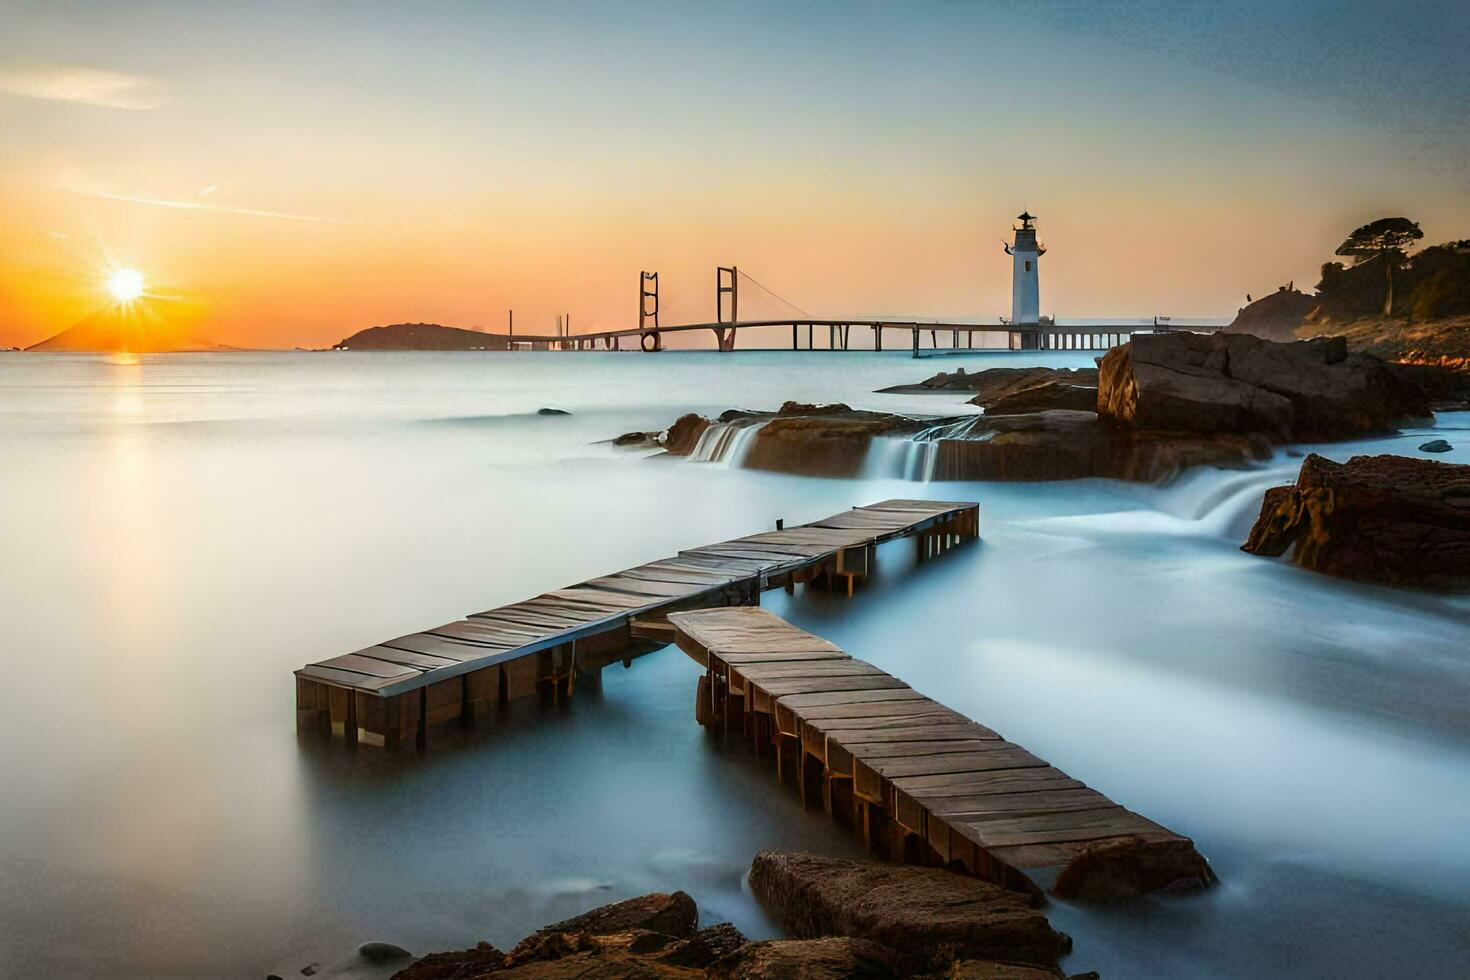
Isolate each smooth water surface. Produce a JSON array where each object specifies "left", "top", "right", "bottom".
[{"left": 1, "top": 350, "right": 1467, "bottom": 977}]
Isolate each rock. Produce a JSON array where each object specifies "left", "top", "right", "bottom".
[
  {"left": 1050, "top": 836, "right": 1217, "bottom": 902},
  {"left": 538, "top": 408, "right": 571, "bottom": 416},
  {"left": 949, "top": 962, "right": 1068, "bottom": 979},
  {"left": 976, "top": 382, "right": 1098, "bottom": 416},
  {"left": 1097, "top": 332, "right": 1429, "bottom": 441},
  {"left": 878, "top": 367, "right": 1097, "bottom": 398},
  {"left": 359, "top": 941, "right": 414, "bottom": 963},
  {"left": 508, "top": 892, "right": 699, "bottom": 962},
  {"left": 1420, "top": 439, "right": 1453, "bottom": 453},
  {"left": 662, "top": 415, "right": 712, "bottom": 455},
  {"left": 743, "top": 416, "right": 896, "bottom": 477},
  {"left": 391, "top": 941, "right": 504, "bottom": 979},
  {"left": 1241, "top": 453, "right": 1470, "bottom": 588},
  {"left": 747, "top": 852, "right": 1068, "bottom": 973},
  {"left": 1386, "top": 363, "right": 1470, "bottom": 412},
  {"left": 928, "top": 411, "right": 1271, "bottom": 483},
  {"left": 657, "top": 924, "right": 749, "bottom": 968},
  {"left": 614, "top": 431, "right": 659, "bottom": 448},
  {"left": 1222, "top": 288, "right": 1315, "bottom": 342},
  {"left": 706, "top": 937, "right": 894, "bottom": 979}
]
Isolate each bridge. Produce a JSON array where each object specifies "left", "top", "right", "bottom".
[{"left": 494, "top": 267, "right": 1215, "bottom": 355}]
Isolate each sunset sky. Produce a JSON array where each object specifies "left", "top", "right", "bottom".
[{"left": 1, "top": 0, "right": 1467, "bottom": 349}]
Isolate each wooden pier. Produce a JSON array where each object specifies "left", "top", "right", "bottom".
[
  {"left": 294, "top": 499, "right": 978, "bottom": 750},
  {"left": 668, "top": 606, "right": 1211, "bottom": 897}
]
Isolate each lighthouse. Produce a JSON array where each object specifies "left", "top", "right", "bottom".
[{"left": 1004, "top": 211, "right": 1045, "bottom": 324}]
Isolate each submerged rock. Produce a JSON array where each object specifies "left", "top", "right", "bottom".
[
  {"left": 1051, "top": 837, "right": 1217, "bottom": 902},
  {"left": 537, "top": 407, "right": 571, "bottom": 416},
  {"left": 1241, "top": 453, "right": 1470, "bottom": 589},
  {"left": 747, "top": 852, "right": 1068, "bottom": 973},
  {"left": 1097, "top": 332, "right": 1428, "bottom": 441},
  {"left": 1420, "top": 439, "right": 1453, "bottom": 453}
]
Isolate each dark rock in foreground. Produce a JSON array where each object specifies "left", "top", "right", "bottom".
[
  {"left": 1241, "top": 453, "right": 1470, "bottom": 589},
  {"left": 391, "top": 856, "right": 1093, "bottom": 979},
  {"left": 1420, "top": 439, "right": 1453, "bottom": 453},
  {"left": 1051, "top": 837, "right": 1217, "bottom": 902},
  {"left": 663, "top": 414, "right": 712, "bottom": 455},
  {"left": 507, "top": 891, "right": 699, "bottom": 962},
  {"left": 706, "top": 937, "right": 894, "bottom": 978},
  {"left": 1097, "top": 332, "right": 1428, "bottom": 441},
  {"left": 747, "top": 852, "right": 1069, "bottom": 974}
]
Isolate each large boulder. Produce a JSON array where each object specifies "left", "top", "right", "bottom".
[
  {"left": 746, "top": 852, "right": 1068, "bottom": 974},
  {"left": 1241, "top": 453, "right": 1470, "bottom": 588},
  {"left": 1098, "top": 332, "right": 1429, "bottom": 441}
]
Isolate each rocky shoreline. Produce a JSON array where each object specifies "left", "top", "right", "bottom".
[
  {"left": 619, "top": 333, "right": 1466, "bottom": 484},
  {"left": 279, "top": 851, "right": 1113, "bottom": 978}
]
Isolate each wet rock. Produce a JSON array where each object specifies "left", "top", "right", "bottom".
[
  {"left": 657, "top": 923, "right": 749, "bottom": 968},
  {"left": 1420, "top": 439, "right": 1453, "bottom": 453},
  {"left": 1098, "top": 332, "right": 1428, "bottom": 441},
  {"left": 744, "top": 416, "right": 896, "bottom": 477},
  {"left": 1051, "top": 837, "right": 1217, "bottom": 902},
  {"left": 615, "top": 431, "right": 659, "bottom": 448},
  {"left": 878, "top": 366, "right": 1097, "bottom": 398},
  {"left": 390, "top": 941, "right": 504, "bottom": 979},
  {"left": 977, "top": 382, "right": 1098, "bottom": 416},
  {"left": 537, "top": 408, "right": 571, "bottom": 416},
  {"left": 747, "top": 852, "right": 1068, "bottom": 973},
  {"left": 359, "top": 941, "right": 414, "bottom": 963},
  {"left": 508, "top": 891, "right": 699, "bottom": 962},
  {"left": 706, "top": 937, "right": 894, "bottom": 979},
  {"left": 1241, "top": 453, "right": 1470, "bottom": 588},
  {"left": 949, "top": 961, "right": 1068, "bottom": 979},
  {"left": 928, "top": 411, "right": 1271, "bottom": 483},
  {"left": 662, "top": 415, "right": 712, "bottom": 455}
]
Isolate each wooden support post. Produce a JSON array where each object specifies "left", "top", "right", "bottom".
[{"left": 416, "top": 688, "right": 428, "bottom": 753}]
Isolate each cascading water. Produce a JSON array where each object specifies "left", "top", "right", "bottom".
[{"left": 686, "top": 418, "right": 765, "bottom": 466}]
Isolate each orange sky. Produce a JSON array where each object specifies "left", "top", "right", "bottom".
[{"left": 2, "top": 2, "right": 1467, "bottom": 350}]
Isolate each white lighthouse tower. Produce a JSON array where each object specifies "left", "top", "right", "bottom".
[{"left": 1004, "top": 211, "right": 1045, "bottom": 324}]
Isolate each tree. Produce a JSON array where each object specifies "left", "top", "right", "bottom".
[{"left": 1334, "top": 217, "right": 1424, "bottom": 316}]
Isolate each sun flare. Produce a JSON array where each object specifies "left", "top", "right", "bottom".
[{"left": 107, "top": 267, "right": 145, "bottom": 302}]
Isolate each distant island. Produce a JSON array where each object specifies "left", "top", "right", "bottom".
[
  {"left": 25, "top": 303, "right": 232, "bottom": 353},
  {"left": 333, "top": 322, "right": 509, "bottom": 351}
]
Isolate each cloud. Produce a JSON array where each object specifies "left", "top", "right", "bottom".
[
  {"left": 74, "top": 188, "right": 332, "bottom": 222},
  {"left": 0, "top": 66, "right": 160, "bottom": 110}
]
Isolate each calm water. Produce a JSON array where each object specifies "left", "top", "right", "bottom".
[{"left": 0, "top": 351, "right": 1467, "bottom": 978}]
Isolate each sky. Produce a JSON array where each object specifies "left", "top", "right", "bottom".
[{"left": 1, "top": 0, "right": 1467, "bottom": 349}]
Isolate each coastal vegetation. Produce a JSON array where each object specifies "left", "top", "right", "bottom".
[{"left": 1227, "top": 217, "right": 1470, "bottom": 364}]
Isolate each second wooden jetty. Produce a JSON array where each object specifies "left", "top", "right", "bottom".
[
  {"left": 294, "top": 499, "right": 978, "bottom": 750},
  {"left": 667, "top": 606, "right": 1215, "bottom": 899}
]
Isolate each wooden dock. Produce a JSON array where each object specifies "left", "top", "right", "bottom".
[
  {"left": 668, "top": 606, "right": 1211, "bottom": 897},
  {"left": 294, "top": 499, "right": 978, "bottom": 750}
]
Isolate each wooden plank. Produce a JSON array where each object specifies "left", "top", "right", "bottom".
[{"left": 317, "top": 653, "right": 423, "bottom": 679}]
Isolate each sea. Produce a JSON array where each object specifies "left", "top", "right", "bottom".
[{"left": 0, "top": 349, "right": 1467, "bottom": 977}]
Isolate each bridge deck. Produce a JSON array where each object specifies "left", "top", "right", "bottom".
[
  {"left": 294, "top": 499, "right": 978, "bottom": 748},
  {"left": 668, "top": 606, "right": 1199, "bottom": 893}
]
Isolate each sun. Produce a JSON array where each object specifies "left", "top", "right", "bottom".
[{"left": 107, "top": 268, "right": 146, "bottom": 302}]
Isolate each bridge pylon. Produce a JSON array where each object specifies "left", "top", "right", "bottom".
[
  {"left": 715, "top": 266, "right": 738, "bottom": 351},
  {"left": 639, "top": 271, "right": 662, "bottom": 352}
]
